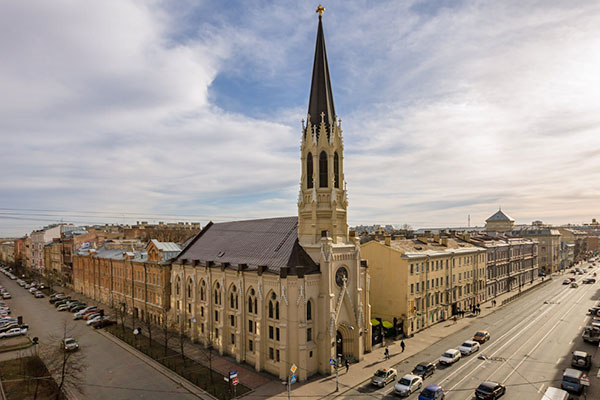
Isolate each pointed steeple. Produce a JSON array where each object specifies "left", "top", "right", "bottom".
[{"left": 307, "top": 11, "right": 336, "bottom": 131}]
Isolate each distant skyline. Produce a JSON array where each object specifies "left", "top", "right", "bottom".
[{"left": 1, "top": 1, "right": 600, "bottom": 237}]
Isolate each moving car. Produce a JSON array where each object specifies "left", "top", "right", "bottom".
[
  {"left": 439, "top": 349, "right": 461, "bottom": 365},
  {"left": 418, "top": 384, "right": 445, "bottom": 400},
  {"left": 562, "top": 279, "right": 571, "bottom": 285},
  {"left": 458, "top": 340, "right": 480, "bottom": 355},
  {"left": 570, "top": 282, "right": 579, "bottom": 288},
  {"left": 63, "top": 337, "right": 79, "bottom": 352},
  {"left": 394, "top": 374, "right": 423, "bottom": 397},
  {"left": 475, "top": 381, "right": 505, "bottom": 399},
  {"left": 412, "top": 362, "right": 436, "bottom": 379},
  {"left": 571, "top": 351, "right": 592, "bottom": 370},
  {"left": 473, "top": 331, "right": 490, "bottom": 343},
  {"left": 371, "top": 368, "right": 397, "bottom": 387},
  {"left": 541, "top": 387, "right": 569, "bottom": 400},
  {"left": 582, "top": 278, "right": 596, "bottom": 284}
]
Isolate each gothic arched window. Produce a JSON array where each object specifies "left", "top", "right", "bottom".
[
  {"left": 319, "top": 151, "right": 328, "bottom": 188},
  {"left": 175, "top": 276, "right": 181, "bottom": 296},
  {"left": 334, "top": 152, "right": 339, "bottom": 188},
  {"left": 307, "top": 300, "right": 312, "bottom": 321},
  {"left": 200, "top": 280, "right": 206, "bottom": 301},
  {"left": 307, "top": 153, "right": 313, "bottom": 189}
]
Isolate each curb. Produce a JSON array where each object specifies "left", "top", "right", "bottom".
[{"left": 96, "top": 329, "right": 217, "bottom": 400}]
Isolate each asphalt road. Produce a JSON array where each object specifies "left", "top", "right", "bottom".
[
  {"left": 338, "top": 262, "right": 600, "bottom": 400},
  {"left": 0, "top": 274, "right": 199, "bottom": 400}
]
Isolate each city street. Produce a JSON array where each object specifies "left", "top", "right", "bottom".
[
  {"left": 0, "top": 275, "right": 200, "bottom": 400},
  {"left": 336, "top": 263, "right": 600, "bottom": 399}
]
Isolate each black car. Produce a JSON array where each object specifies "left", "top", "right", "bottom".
[
  {"left": 68, "top": 302, "right": 86, "bottom": 311},
  {"left": 412, "top": 362, "right": 436, "bottom": 379},
  {"left": 92, "top": 319, "right": 115, "bottom": 329},
  {"left": 475, "top": 381, "right": 506, "bottom": 399}
]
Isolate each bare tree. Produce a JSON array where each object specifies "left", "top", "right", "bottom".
[
  {"left": 41, "top": 320, "right": 87, "bottom": 399},
  {"left": 160, "top": 308, "right": 178, "bottom": 357}
]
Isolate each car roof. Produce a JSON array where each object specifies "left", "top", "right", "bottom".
[
  {"left": 424, "top": 384, "right": 442, "bottom": 390},
  {"left": 401, "top": 374, "right": 420, "bottom": 380},
  {"left": 462, "top": 340, "right": 476, "bottom": 344},
  {"left": 416, "top": 362, "right": 434, "bottom": 367},
  {"left": 573, "top": 351, "right": 588, "bottom": 357},
  {"left": 563, "top": 368, "right": 583, "bottom": 378},
  {"left": 479, "top": 381, "right": 500, "bottom": 389},
  {"left": 445, "top": 349, "right": 459, "bottom": 353},
  {"left": 475, "top": 330, "right": 488, "bottom": 334}
]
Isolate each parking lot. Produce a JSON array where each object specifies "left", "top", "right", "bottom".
[{"left": 0, "top": 269, "right": 201, "bottom": 400}]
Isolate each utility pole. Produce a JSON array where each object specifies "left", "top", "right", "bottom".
[{"left": 335, "top": 356, "right": 340, "bottom": 392}]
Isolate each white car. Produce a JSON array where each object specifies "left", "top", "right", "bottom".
[
  {"left": 440, "top": 349, "right": 461, "bottom": 365},
  {"left": 394, "top": 373, "right": 423, "bottom": 396},
  {"left": 458, "top": 340, "right": 480, "bottom": 355},
  {"left": 87, "top": 315, "right": 106, "bottom": 326},
  {"left": 63, "top": 337, "right": 79, "bottom": 351},
  {"left": 0, "top": 327, "right": 27, "bottom": 338},
  {"left": 2, "top": 293, "right": 11, "bottom": 299}
]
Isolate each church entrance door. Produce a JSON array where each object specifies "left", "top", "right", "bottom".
[{"left": 336, "top": 330, "right": 343, "bottom": 359}]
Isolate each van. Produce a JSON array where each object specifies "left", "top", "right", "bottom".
[
  {"left": 560, "top": 368, "right": 589, "bottom": 394},
  {"left": 541, "top": 387, "right": 569, "bottom": 400}
]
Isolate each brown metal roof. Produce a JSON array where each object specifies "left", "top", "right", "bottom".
[{"left": 175, "top": 217, "right": 319, "bottom": 276}]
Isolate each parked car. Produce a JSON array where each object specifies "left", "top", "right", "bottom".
[
  {"left": 83, "top": 311, "right": 103, "bottom": 320},
  {"left": 371, "top": 368, "right": 397, "bottom": 387},
  {"left": 418, "top": 384, "right": 446, "bottom": 400},
  {"left": 439, "top": 349, "right": 461, "bottom": 365},
  {"left": 0, "top": 327, "right": 27, "bottom": 338},
  {"left": 63, "top": 337, "right": 79, "bottom": 352},
  {"left": 571, "top": 351, "right": 592, "bottom": 370},
  {"left": 561, "top": 368, "right": 588, "bottom": 394},
  {"left": 87, "top": 315, "right": 106, "bottom": 325},
  {"left": 2, "top": 293, "right": 11, "bottom": 299},
  {"left": 458, "top": 340, "right": 480, "bottom": 355},
  {"left": 74, "top": 307, "right": 97, "bottom": 320},
  {"left": 394, "top": 374, "right": 423, "bottom": 397},
  {"left": 34, "top": 291, "right": 44, "bottom": 298},
  {"left": 92, "top": 319, "right": 115, "bottom": 329},
  {"left": 28, "top": 287, "right": 37, "bottom": 294},
  {"left": 475, "top": 381, "right": 506, "bottom": 399},
  {"left": 473, "top": 331, "right": 490, "bottom": 343},
  {"left": 57, "top": 304, "right": 70, "bottom": 312},
  {"left": 68, "top": 302, "right": 86, "bottom": 311},
  {"left": 541, "top": 387, "right": 569, "bottom": 400},
  {"left": 71, "top": 305, "right": 86, "bottom": 313},
  {"left": 412, "top": 362, "right": 436, "bottom": 379}
]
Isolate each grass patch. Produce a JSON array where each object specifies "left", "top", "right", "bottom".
[
  {"left": 106, "top": 325, "right": 250, "bottom": 399},
  {"left": 0, "top": 355, "right": 61, "bottom": 400}
]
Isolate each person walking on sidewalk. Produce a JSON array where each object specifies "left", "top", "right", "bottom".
[
  {"left": 384, "top": 346, "right": 390, "bottom": 360},
  {"left": 400, "top": 340, "right": 405, "bottom": 353},
  {"left": 345, "top": 359, "right": 350, "bottom": 373}
]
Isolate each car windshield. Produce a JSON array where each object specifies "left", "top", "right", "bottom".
[
  {"left": 477, "top": 385, "right": 493, "bottom": 393},
  {"left": 398, "top": 378, "right": 411, "bottom": 386},
  {"left": 420, "top": 389, "right": 436, "bottom": 398},
  {"left": 442, "top": 353, "right": 453, "bottom": 358},
  {"left": 414, "top": 365, "right": 425, "bottom": 372},
  {"left": 475, "top": 332, "right": 485, "bottom": 337},
  {"left": 563, "top": 376, "right": 579, "bottom": 384},
  {"left": 65, "top": 339, "right": 75, "bottom": 344},
  {"left": 462, "top": 342, "right": 472, "bottom": 347},
  {"left": 374, "top": 370, "right": 386, "bottom": 377}
]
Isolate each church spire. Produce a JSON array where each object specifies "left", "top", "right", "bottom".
[{"left": 307, "top": 7, "right": 336, "bottom": 131}]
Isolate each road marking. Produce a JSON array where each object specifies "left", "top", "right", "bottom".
[
  {"left": 451, "top": 282, "right": 596, "bottom": 400},
  {"left": 538, "top": 384, "right": 545, "bottom": 393},
  {"left": 441, "top": 284, "right": 575, "bottom": 389},
  {"left": 556, "top": 357, "right": 562, "bottom": 365}
]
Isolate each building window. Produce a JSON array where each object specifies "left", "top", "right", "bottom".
[
  {"left": 334, "top": 152, "right": 339, "bottom": 188},
  {"left": 249, "top": 320, "right": 253, "bottom": 333},
  {"left": 319, "top": 151, "right": 328, "bottom": 188},
  {"left": 249, "top": 340, "right": 253, "bottom": 352},
  {"left": 276, "top": 349, "right": 280, "bottom": 362},
  {"left": 276, "top": 302, "right": 279, "bottom": 320},
  {"left": 269, "top": 301, "right": 274, "bottom": 318},
  {"left": 230, "top": 315, "right": 235, "bottom": 327},
  {"left": 200, "top": 280, "right": 206, "bottom": 301},
  {"left": 269, "top": 347, "right": 274, "bottom": 360},
  {"left": 248, "top": 296, "right": 253, "bottom": 313},
  {"left": 269, "top": 326, "right": 274, "bottom": 339},
  {"left": 276, "top": 327, "right": 280, "bottom": 341},
  {"left": 215, "top": 328, "right": 219, "bottom": 338},
  {"left": 215, "top": 310, "right": 219, "bottom": 322},
  {"left": 231, "top": 334, "right": 235, "bottom": 345},
  {"left": 307, "top": 152, "right": 313, "bottom": 189},
  {"left": 188, "top": 303, "right": 192, "bottom": 313},
  {"left": 410, "top": 284, "right": 414, "bottom": 294},
  {"left": 307, "top": 327, "right": 312, "bottom": 342},
  {"left": 201, "top": 323, "right": 204, "bottom": 333},
  {"left": 307, "top": 300, "right": 312, "bottom": 321},
  {"left": 200, "top": 306, "right": 204, "bottom": 317}
]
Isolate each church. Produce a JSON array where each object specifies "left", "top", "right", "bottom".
[{"left": 170, "top": 9, "right": 372, "bottom": 381}]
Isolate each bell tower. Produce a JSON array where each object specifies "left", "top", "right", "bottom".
[{"left": 298, "top": 8, "right": 349, "bottom": 259}]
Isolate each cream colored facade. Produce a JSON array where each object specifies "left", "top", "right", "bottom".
[
  {"left": 362, "top": 234, "right": 485, "bottom": 336},
  {"left": 515, "top": 227, "right": 560, "bottom": 274},
  {"left": 170, "top": 12, "right": 371, "bottom": 382}
]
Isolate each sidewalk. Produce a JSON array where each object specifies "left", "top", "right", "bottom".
[
  {"left": 56, "top": 285, "right": 274, "bottom": 392},
  {"left": 248, "top": 277, "right": 552, "bottom": 399}
]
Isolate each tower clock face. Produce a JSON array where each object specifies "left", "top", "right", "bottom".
[{"left": 335, "top": 266, "right": 349, "bottom": 287}]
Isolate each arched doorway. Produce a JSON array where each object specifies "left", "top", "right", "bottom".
[{"left": 336, "top": 331, "right": 343, "bottom": 359}]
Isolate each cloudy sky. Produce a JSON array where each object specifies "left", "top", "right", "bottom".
[{"left": 1, "top": 0, "right": 600, "bottom": 237}]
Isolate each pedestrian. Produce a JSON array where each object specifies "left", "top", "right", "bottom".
[
  {"left": 384, "top": 346, "right": 390, "bottom": 360},
  {"left": 345, "top": 359, "right": 350, "bottom": 373},
  {"left": 400, "top": 340, "right": 405, "bottom": 353}
]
